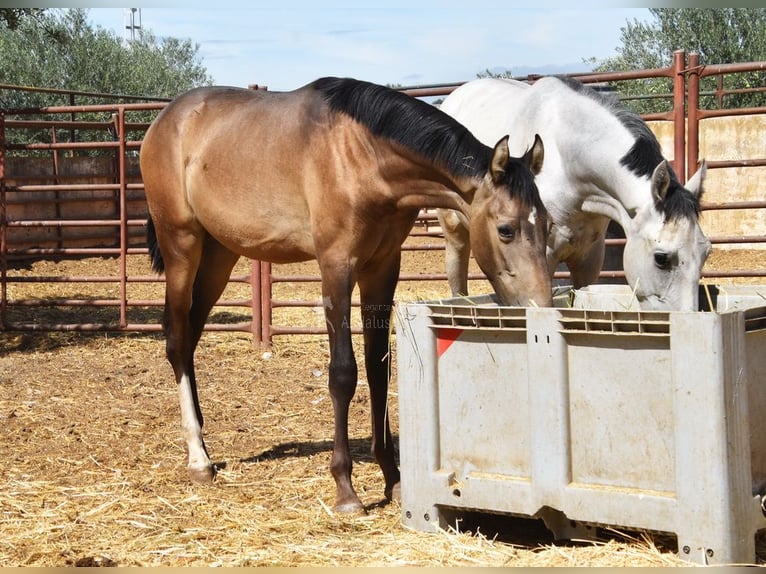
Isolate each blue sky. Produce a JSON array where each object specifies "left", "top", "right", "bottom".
[{"left": 86, "top": 3, "right": 651, "bottom": 91}]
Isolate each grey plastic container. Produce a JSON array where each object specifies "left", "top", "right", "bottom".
[{"left": 395, "top": 284, "right": 766, "bottom": 565}]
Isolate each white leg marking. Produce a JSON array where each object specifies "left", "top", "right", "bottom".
[{"left": 178, "top": 373, "right": 209, "bottom": 471}]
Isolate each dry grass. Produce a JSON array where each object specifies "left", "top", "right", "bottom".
[
  {"left": 1, "top": 244, "right": 765, "bottom": 566},
  {"left": 0, "top": 332, "right": 702, "bottom": 567}
]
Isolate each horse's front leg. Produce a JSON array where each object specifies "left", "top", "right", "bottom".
[
  {"left": 321, "top": 268, "right": 364, "bottom": 513},
  {"left": 359, "top": 255, "right": 402, "bottom": 503},
  {"left": 566, "top": 219, "right": 611, "bottom": 288},
  {"left": 566, "top": 241, "right": 606, "bottom": 288}
]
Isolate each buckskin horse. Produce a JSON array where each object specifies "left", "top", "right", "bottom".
[
  {"left": 140, "top": 76, "right": 551, "bottom": 513},
  {"left": 437, "top": 76, "right": 711, "bottom": 311}
]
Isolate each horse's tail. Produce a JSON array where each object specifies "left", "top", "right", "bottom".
[{"left": 146, "top": 215, "right": 165, "bottom": 274}]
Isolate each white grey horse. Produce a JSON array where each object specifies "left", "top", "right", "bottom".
[{"left": 437, "top": 76, "right": 711, "bottom": 311}]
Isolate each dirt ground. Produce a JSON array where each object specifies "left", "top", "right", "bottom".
[{"left": 1, "top": 243, "right": 765, "bottom": 566}]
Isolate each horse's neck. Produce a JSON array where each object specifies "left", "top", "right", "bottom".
[
  {"left": 518, "top": 82, "right": 654, "bottom": 228},
  {"left": 382, "top": 146, "right": 479, "bottom": 216},
  {"left": 565, "top": 153, "right": 650, "bottom": 229},
  {"left": 393, "top": 172, "right": 476, "bottom": 217},
  {"left": 539, "top": 126, "right": 652, "bottom": 232}
]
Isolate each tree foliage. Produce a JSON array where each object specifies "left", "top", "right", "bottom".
[
  {"left": 592, "top": 8, "right": 766, "bottom": 113},
  {"left": 0, "top": 8, "right": 213, "bottom": 153},
  {"left": 0, "top": 8, "right": 212, "bottom": 108},
  {"left": 0, "top": 8, "right": 44, "bottom": 31}
]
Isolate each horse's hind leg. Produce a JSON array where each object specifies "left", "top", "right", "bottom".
[
  {"left": 159, "top": 229, "right": 239, "bottom": 485},
  {"left": 189, "top": 235, "right": 241, "bottom": 346},
  {"left": 156, "top": 227, "right": 214, "bottom": 483},
  {"left": 180, "top": 235, "right": 240, "bottom": 483}
]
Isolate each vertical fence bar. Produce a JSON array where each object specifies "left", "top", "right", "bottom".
[
  {"left": 0, "top": 112, "right": 6, "bottom": 329},
  {"left": 51, "top": 126, "right": 63, "bottom": 250},
  {"left": 250, "top": 259, "right": 263, "bottom": 347},
  {"left": 118, "top": 107, "right": 128, "bottom": 328},
  {"left": 672, "top": 49, "right": 687, "bottom": 183},
  {"left": 69, "top": 92, "right": 76, "bottom": 144},
  {"left": 686, "top": 52, "right": 701, "bottom": 178},
  {"left": 111, "top": 113, "right": 121, "bottom": 248},
  {"left": 260, "top": 260, "right": 272, "bottom": 346}
]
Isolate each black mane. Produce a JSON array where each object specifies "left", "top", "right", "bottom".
[
  {"left": 310, "top": 77, "right": 544, "bottom": 211},
  {"left": 555, "top": 76, "right": 700, "bottom": 220},
  {"left": 312, "top": 76, "right": 488, "bottom": 178}
]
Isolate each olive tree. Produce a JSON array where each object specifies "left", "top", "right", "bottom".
[
  {"left": 0, "top": 8, "right": 212, "bottom": 108},
  {"left": 590, "top": 8, "right": 766, "bottom": 113}
]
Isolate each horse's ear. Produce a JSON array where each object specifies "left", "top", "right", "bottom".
[
  {"left": 651, "top": 160, "right": 671, "bottom": 203},
  {"left": 524, "top": 134, "right": 544, "bottom": 175},
  {"left": 490, "top": 135, "right": 510, "bottom": 184},
  {"left": 685, "top": 160, "right": 707, "bottom": 200}
]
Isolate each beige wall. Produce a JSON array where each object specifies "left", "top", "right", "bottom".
[{"left": 649, "top": 114, "right": 766, "bottom": 248}]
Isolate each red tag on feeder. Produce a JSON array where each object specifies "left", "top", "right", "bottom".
[{"left": 436, "top": 327, "right": 462, "bottom": 357}]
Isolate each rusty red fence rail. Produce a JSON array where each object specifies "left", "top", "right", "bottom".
[{"left": 2, "top": 50, "right": 766, "bottom": 344}]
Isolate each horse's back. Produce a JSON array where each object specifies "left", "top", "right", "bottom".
[
  {"left": 140, "top": 85, "right": 326, "bottom": 262},
  {"left": 140, "top": 82, "right": 419, "bottom": 264},
  {"left": 142, "top": 87, "right": 270, "bottom": 180},
  {"left": 440, "top": 79, "right": 531, "bottom": 149},
  {"left": 440, "top": 76, "right": 612, "bottom": 155},
  {"left": 142, "top": 86, "right": 312, "bottom": 158}
]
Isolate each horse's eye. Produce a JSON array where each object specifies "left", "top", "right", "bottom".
[
  {"left": 654, "top": 251, "right": 671, "bottom": 270},
  {"left": 497, "top": 224, "right": 516, "bottom": 242}
]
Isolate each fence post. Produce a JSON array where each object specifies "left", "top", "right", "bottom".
[
  {"left": 672, "top": 49, "right": 687, "bottom": 183},
  {"left": 250, "top": 259, "right": 263, "bottom": 347},
  {"left": 260, "top": 261, "right": 272, "bottom": 347},
  {"left": 0, "top": 112, "right": 6, "bottom": 329},
  {"left": 686, "top": 52, "right": 701, "bottom": 179},
  {"left": 118, "top": 107, "right": 128, "bottom": 328},
  {"left": 51, "top": 124, "right": 63, "bottom": 250},
  {"left": 250, "top": 259, "right": 273, "bottom": 348}
]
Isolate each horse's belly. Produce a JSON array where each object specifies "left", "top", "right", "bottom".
[
  {"left": 214, "top": 219, "right": 316, "bottom": 263},
  {"left": 190, "top": 194, "right": 315, "bottom": 263},
  {"left": 183, "top": 154, "right": 317, "bottom": 262}
]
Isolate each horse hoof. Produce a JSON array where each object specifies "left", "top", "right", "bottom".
[
  {"left": 189, "top": 465, "right": 216, "bottom": 484},
  {"left": 333, "top": 499, "right": 367, "bottom": 515},
  {"left": 387, "top": 481, "right": 401, "bottom": 503}
]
